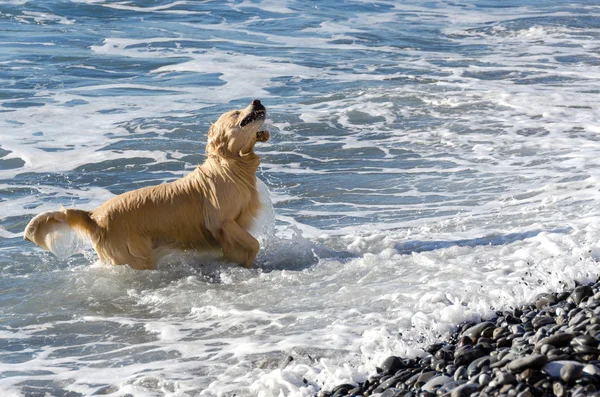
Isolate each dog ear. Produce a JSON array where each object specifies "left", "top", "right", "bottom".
[
  {"left": 206, "top": 124, "right": 216, "bottom": 154},
  {"left": 206, "top": 124, "right": 226, "bottom": 156}
]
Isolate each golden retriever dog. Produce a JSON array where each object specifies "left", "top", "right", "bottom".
[{"left": 24, "top": 99, "right": 270, "bottom": 270}]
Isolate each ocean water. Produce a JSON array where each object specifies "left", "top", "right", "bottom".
[{"left": 1, "top": 0, "right": 600, "bottom": 395}]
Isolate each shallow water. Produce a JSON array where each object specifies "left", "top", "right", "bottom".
[{"left": 1, "top": 1, "right": 600, "bottom": 396}]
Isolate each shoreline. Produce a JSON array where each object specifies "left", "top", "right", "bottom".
[{"left": 319, "top": 279, "right": 600, "bottom": 397}]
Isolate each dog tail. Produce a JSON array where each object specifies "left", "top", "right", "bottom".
[{"left": 24, "top": 209, "right": 101, "bottom": 258}]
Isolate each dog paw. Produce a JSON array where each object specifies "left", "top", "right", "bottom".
[{"left": 256, "top": 130, "right": 270, "bottom": 142}]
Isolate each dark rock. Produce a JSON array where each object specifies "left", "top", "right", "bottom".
[
  {"left": 466, "top": 355, "right": 490, "bottom": 377},
  {"left": 421, "top": 375, "right": 451, "bottom": 393},
  {"left": 381, "top": 356, "right": 405, "bottom": 375},
  {"left": 507, "top": 354, "right": 548, "bottom": 372},
  {"left": 573, "top": 344, "right": 600, "bottom": 354},
  {"left": 535, "top": 332, "right": 574, "bottom": 348},
  {"left": 569, "top": 311, "right": 589, "bottom": 327},
  {"left": 405, "top": 372, "right": 421, "bottom": 387},
  {"left": 425, "top": 343, "right": 445, "bottom": 355},
  {"left": 560, "top": 362, "right": 584, "bottom": 383},
  {"left": 331, "top": 383, "right": 355, "bottom": 396},
  {"left": 571, "top": 334, "right": 597, "bottom": 347},
  {"left": 450, "top": 383, "right": 479, "bottom": 397},
  {"left": 532, "top": 315, "right": 555, "bottom": 329},
  {"left": 497, "top": 372, "right": 517, "bottom": 385},
  {"left": 413, "top": 371, "right": 436, "bottom": 388},
  {"left": 435, "top": 345, "right": 454, "bottom": 361},
  {"left": 572, "top": 285, "right": 594, "bottom": 305},
  {"left": 463, "top": 322, "right": 495, "bottom": 341},
  {"left": 453, "top": 365, "right": 467, "bottom": 381},
  {"left": 346, "top": 387, "right": 362, "bottom": 395},
  {"left": 454, "top": 346, "right": 486, "bottom": 367},
  {"left": 516, "top": 390, "right": 533, "bottom": 397},
  {"left": 493, "top": 327, "right": 508, "bottom": 339},
  {"left": 380, "top": 388, "right": 405, "bottom": 397},
  {"left": 535, "top": 293, "right": 557, "bottom": 309},
  {"left": 457, "top": 335, "right": 472, "bottom": 347},
  {"left": 379, "top": 374, "right": 404, "bottom": 390}
]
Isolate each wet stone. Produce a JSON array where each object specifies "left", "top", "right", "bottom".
[
  {"left": 569, "top": 312, "right": 589, "bottom": 327},
  {"left": 331, "top": 383, "right": 355, "bottom": 396},
  {"left": 379, "top": 374, "right": 405, "bottom": 390},
  {"left": 467, "top": 355, "right": 490, "bottom": 377},
  {"left": 381, "top": 356, "right": 404, "bottom": 375},
  {"left": 454, "top": 365, "right": 467, "bottom": 381},
  {"left": 463, "top": 322, "right": 495, "bottom": 341},
  {"left": 532, "top": 315, "right": 555, "bottom": 329},
  {"left": 497, "top": 372, "right": 518, "bottom": 385},
  {"left": 535, "top": 332, "right": 574, "bottom": 348},
  {"left": 535, "top": 293, "right": 557, "bottom": 309},
  {"left": 435, "top": 345, "right": 454, "bottom": 361},
  {"left": 450, "top": 383, "right": 479, "bottom": 397},
  {"left": 571, "top": 334, "right": 597, "bottom": 347},
  {"left": 561, "top": 362, "right": 584, "bottom": 383},
  {"left": 507, "top": 354, "right": 548, "bottom": 372},
  {"left": 572, "top": 285, "right": 594, "bottom": 305},
  {"left": 584, "top": 364, "right": 600, "bottom": 376},
  {"left": 553, "top": 382, "right": 567, "bottom": 397},
  {"left": 380, "top": 388, "right": 406, "bottom": 397},
  {"left": 454, "top": 346, "right": 486, "bottom": 367},
  {"left": 478, "top": 373, "right": 492, "bottom": 387},
  {"left": 517, "top": 390, "right": 533, "bottom": 397},
  {"left": 421, "top": 375, "right": 451, "bottom": 393}
]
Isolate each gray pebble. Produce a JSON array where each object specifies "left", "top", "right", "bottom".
[
  {"left": 560, "top": 362, "right": 583, "bottom": 383},
  {"left": 572, "top": 285, "right": 594, "bottom": 304},
  {"left": 478, "top": 373, "right": 491, "bottom": 387},
  {"left": 584, "top": 363, "right": 600, "bottom": 376},
  {"left": 450, "top": 383, "right": 480, "bottom": 397},
  {"left": 553, "top": 381, "right": 567, "bottom": 397},
  {"left": 381, "top": 356, "right": 404, "bottom": 375},
  {"left": 421, "top": 375, "right": 451, "bottom": 393},
  {"left": 517, "top": 390, "right": 533, "bottom": 397},
  {"left": 507, "top": 354, "right": 548, "bottom": 372},
  {"left": 496, "top": 372, "right": 517, "bottom": 385},
  {"left": 466, "top": 355, "right": 490, "bottom": 377},
  {"left": 380, "top": 388, "right": 404, "bottom": 397},
  {"left": 378, "top": 373, "right": 404, "bottom": 390},
  {"left": 570, "top": 334, "right": 596, "bottom": 346},
  {"left": 535, "top": 332, "right": 574, "bottom": 348},
  {"left": 463, "top": 322, "right": 495, "bottom": 341},
  {"left": 454, "top": 365, "right": 467, "bottom": 381},
  {"left": 532, "top": 315, "right": 555, "bottom": 329}
]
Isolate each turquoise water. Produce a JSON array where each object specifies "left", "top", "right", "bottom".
[{"left": 1, "top": 1, "right": 600, "bottom": 396}]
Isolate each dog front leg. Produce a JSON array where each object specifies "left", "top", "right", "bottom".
[{"left": 214, "top": 219, "right": 259, "bottom": 268}]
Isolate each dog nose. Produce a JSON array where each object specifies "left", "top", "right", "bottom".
[{"left": 251, "top": 99, "right": 261, "bottom": 107}]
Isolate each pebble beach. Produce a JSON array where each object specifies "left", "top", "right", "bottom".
[{"left": 321, "top": 281, "right": 600, "bottom": 397}]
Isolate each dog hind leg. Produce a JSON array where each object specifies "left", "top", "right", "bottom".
[{"left": 122, "top": 235, "right": 157, "bottom": 270}]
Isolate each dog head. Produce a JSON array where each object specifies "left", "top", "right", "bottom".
[{"left": 207, "top": 100, "right": 269, "bottom": 159}]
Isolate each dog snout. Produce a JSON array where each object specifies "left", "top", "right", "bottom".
[
  {"left": 239, "top": 100, "right": 266, "bottom": 127},
  {"left": 250, "top": 99, "right": 265, "bottom": 112}
]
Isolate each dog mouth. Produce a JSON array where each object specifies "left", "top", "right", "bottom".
[
  {"left": 240, "top": 99, "right": 266, "bottom": 127},
  {"left": 240, "top": 109, "right": 266, "bottom": 127}
]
